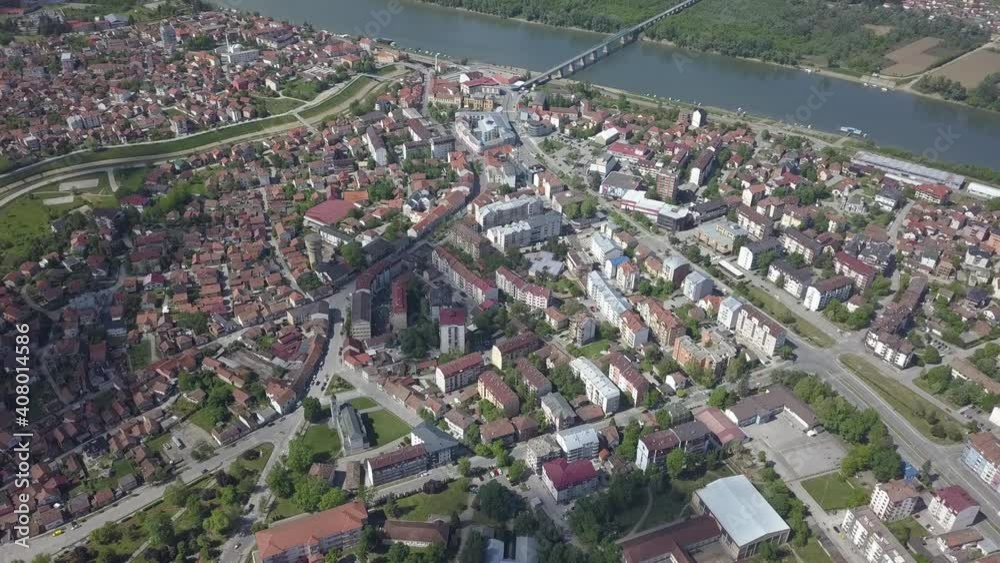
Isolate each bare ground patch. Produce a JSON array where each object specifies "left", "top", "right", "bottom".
[
  {"left": 864, "top": 24, "right": 893, "bottom": 37},
  {"left": 931, "top": 48, "right": 1000, "bottom": 87},
  {"left": 883, "top": 37, "right": 945, "bottom": 76}
]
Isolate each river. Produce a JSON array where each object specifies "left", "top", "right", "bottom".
[{"left": 216, "top": 0, "right": 1000, "bottom": 171}]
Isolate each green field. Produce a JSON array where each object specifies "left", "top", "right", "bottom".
[
  {"left": 114, "top": 166, "right": 150, "bottom": 195},
  {"left": 364, "top": 410, "right": 411, "bottom": 447},
  {"left": 281, "top": 78, "right": 324, "bottom": 101},
  {"left": 348, "top": 397, "right": 379, "bottom": 410},
  {"left": 187, "top": 407, "right": 220, "bottom": 434},
  {"left": 395, "top": 480, "right": 469, "bottom": 521},
  {"left": 299, "top": 77, "right": 378, "bottom": 121},
  {"left": 793, "top": 537, "right": 833, "bottom": 563},
  {"left": 840, "top": 354, "right": 965, "bottom": 444},
  {"left": 259, "top": 96, "right": 305, "bottom": 115},
  {"left": 301, "top": 424, "right": 342, "bottom": 461},
  {"left": 747, "top": 287, "right": 835, "bottom": 348},
  {"left": 801, "top": 473, "right": 869, "bottom": 511},
  {"left": 578, "top": 339, "right": 611, "bottom": 359},
  {"left": 886, "top": 516, "right": 928, "bottom": 544}
]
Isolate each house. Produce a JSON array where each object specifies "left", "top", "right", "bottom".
[
  {"left": 541, "top": 393, "right": 576, "bottom": 430},
  {"left": 365, "top": 445, "right": 429, "bottom": 487},
  {"left": 384, "top": 520, "right": 450, "bottom": 548},
  {"left": 478, "top": 371, "right": 520, "bottom": 418},
  {"left": 434, "top": 352, "right": 485, "bottom": 393},
  {"left": 914, "top": 183, "right": 951, "bottom": 205}
]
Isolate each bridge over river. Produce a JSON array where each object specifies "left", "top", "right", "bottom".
[{"left": 517, "top": 0, "right": 702, "bottom": 90}]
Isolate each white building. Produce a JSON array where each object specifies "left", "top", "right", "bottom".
[
  {"left": 554, "top": 425, "right": 600, "bottom": 461},
  {"left": 717, "top": 296, "right": 744, "bottom": 331},
  {"left": 927, "top": 486, "right": 980, "bottom": 533},
  {"left": 734, "top": 304, "right": 786, "bottom": 358},
  {"left": 586, "top": 271, "right": 630, "bottom": 324},
  {"left": 682, "top": 271, "right": 714, "bottom": 301},
  {"left": 869, "top": 480, "right": 919, "bottom": 522},
  {"left": 569, "top": 357, "right": 620, "bottom": 414},
  {"left": 803, "top": 276, "right": 853, "bottom": 311},
  {"left": 485, "top": 211, "right": 562, "bottom": 252},
  {"left": 841, "top": 507, "right": 916, "bottom": 563},
  {"left": 590, "top": 233, "right": 622, "bottom": 264}
]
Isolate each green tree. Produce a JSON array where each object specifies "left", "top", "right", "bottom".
[
  {"left": 708, "top": 387, "right": 731, "bottom": 408},
  {"left": 302, "top": 397, "right": 325, "bottom": 422},
  {"left": 458, "top": 457, "right": 472, "bottom": 477},
  {"left": 144, "top": 511, "right": 175, "bottom": 547},
  {"left": 319, "top": 487, "right": 349, "bottom": 510},
  {"left": 508, "top": 460, "right": 527, "bottom": 484},
  {"left": 476, "top": 481, "right": 520, "bottom": 522},
  {"left": 460, "top": 531, "right": 486, "bottom": 563},
  {"left": 267, "top": 464, "right": 295, "bottom": 498},
  {"left": 666, "top": 448, "right": 686, "bottom": 479},
  {"left": 923, "top": 346, "right": 941, "bottom": 365},
  {"left": 340, "top": 241, "right": 365, "bottom": 269},
  {"left": 286, "top": 438, "right": 315, "bottom": 473},
  {"left": 293, "top": 476, "right": 332, "bottom": 513}
]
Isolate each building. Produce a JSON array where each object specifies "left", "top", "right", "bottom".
[
  {"left": 803, "top": 276, "right": 853, "bottom": 311},
  {"left": 336, "top": 403, "right": 370, "bottom": 455},
  {"left": 476, "top": 196, "right": 546, "bottom": 229},
  {"left": 495, "top": 267, "right": 551, "bottom": 311},
  {"left": 693, "top": 406, "right": 747, "bottom": 450},
  {"left": 869, "top": 480, "right": 919, "bottom": 522},
  {"left": 619, "top": 311, "right": 650, "bottom": 350},
  {"left": 525, "top": 434, "right": 563, "bottom": 473},
  {"left": 661, "top": 256, "right": 691, "bottom": 286},
  {"left": 636, "top": 298, "right": 685, "bottom": 348},
  {"left": 717, "top": 296, "right": 744, "bottom": 331},
  {"left": 432, "top": 247, "right": 498, "bottom": 305},
  {"left": 478, "top": 371, "right": 521, "bottom": 417},
  {"left": 516, "top": 357, "right": 552, "bottom": 397},
  {"left": 410, "top": 422, "right": 460, "bottom": 466},
  {"left": 350, "top": 290, "right": 373, "bottom": 339},
  {"left": 914, "top": 183, "right": 952, "bottom": 205},
  {"left": 620, "top": 516, "right": 721, "bottom": 563},
  {"left": 781, "top": 230, "right": 821, "bottom": 264},
  {"left": 384, "top": 520, "right": 450, "bottom": 548},
  {"left": 682, "top": 271, "right": 714, "bottom": 301},
  {"left": 962, "top": 432, "right": 1000, "bottom": 494},
  {"left": 486, "top": 211, "right": 562, "bottom": 252},
  {"left": 439, "top": 307, "right": 467, "bottom": 354},
  {"left": 390, "top": 278, "right": 408, "bottom": 331},
  {"left": 365, "top": 445, "right": 428, "bottom": 487},
  {"left": 542, "top": 457, "right": 600, "bottom": 503},
  {"left": 853, "top": 151, "right": 964, "bottom": 190},
  {"left": 587, "top": 271, "right": 631, "bottom": 324},
  {"left": 656, "top": 168, "right": 683, "bottom": 202},
  {"left": 541, "top": 393, "right": 576, "bottom": 430},
  {"left": 490, "top": 333, "right": 543, "bottom": 370},
  {"left": 570, "top": 357, "right": 621, "bottom": 415},
  {"left": 435, "top": 352, "right": 485, "bottom": 393},
  {"left": 555, "top": 425, "right": 600, "bottom": 461},
  {"left": 255, "top": 502, "right": 368, "bottom": 563},
  {"left": 927, "top": 485, "right": 979, "bottom": 533},
  {"left": 841, "top": 506, "right": 916, "bottom": 563},
  {"left": 734, "top": 304, "right": 787, "bottom": 358},
  {"left": 835, "top": 251, "right": 877, "bottom": 291},
  {"left": 569, "top": 313, "right": 598, "bottom": 345},
  {"left": 692, "top": 475, "right": 790, "bottom": 560},
  {"left": 672, "top": 333, "right": 737, "bottom": 380},
  {"left": 607, "top": 353, "right": 649, "bottom": 405},
  {"left": 636, "top": 430, "right": 679, "bottom": 471},
  {"left": 737, "top": 237, "right": 782, "bottom": 271},
  {"left": 725, "top": 386, "right": 819, "bottom": 431},
  {"left": 454, "top": 111, "right": 517, "bottom": 153}
]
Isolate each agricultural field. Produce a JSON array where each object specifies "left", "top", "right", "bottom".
[
  {"left": 930, "top": 47, "right": 1000, "bottom": 87},
  {"left": 882, "top": 37, "right": 955, "bottom": 77}
]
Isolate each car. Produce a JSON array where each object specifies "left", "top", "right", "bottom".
[
  {"left": 53, "top": 529, "right": 64, "bottom": 536},
  {"left": 234, "top": 542, "right": 241, "bottom": 549}
]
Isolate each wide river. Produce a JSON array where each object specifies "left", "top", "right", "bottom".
[{"left": 217, "top": 0, "right": 1000, "bottom": 170}]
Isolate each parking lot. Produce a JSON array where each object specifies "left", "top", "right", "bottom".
[{"left": 743, "top": 414, "right": 847, "bottom": 480}]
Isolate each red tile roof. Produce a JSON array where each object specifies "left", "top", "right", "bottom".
[
  {"left": 254, "top": 501, "right": 368, "bottom": 559},
  {"left": 543, "top": 457, "right": 597, "bottom": 490}
]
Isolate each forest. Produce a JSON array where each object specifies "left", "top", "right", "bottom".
[
  {"left": 914, "top": 72, "right": 1000, "bottom": 113},
  {"left": 424, "top": 0, "right": 988, "bottom": 74}
]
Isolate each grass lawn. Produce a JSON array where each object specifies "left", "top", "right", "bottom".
[
  {"left": 128, "top": 340, "right": 152, "bottom": 370},
  {"left": 578, "top": 339, "right": 611, "bottom": 359},
  {"left": 327, "top": 376, "right": 355, "bottom": 395},
  {"left": 281, "top": 78, "right": 323, "bottom": 100},
  {"left": 0, "top": 196, "right": 53, "bottom": 270},
  {"left": 364, "top": 410, "right": 411, "bottom": 447},
  {"left": 145, "top": 433, "right": 172, "bottom": 453},
  {"left": 114, "top": 166, "right": 149, "bottom": 195},
  {"left": 188, "top": 408, "right": 220, "bottom": 434},
  {"left": 236, "top": 443, "right": 275, "bottom": 475},
  {"left": 396, "top": 480, "right": 469, "bottom": 521},
  {"left": 269, "top": 497, "right": 303, "bottom": 522},
  {"left": 747, "top": 287, "right": 835, "bottom": 348},
  {"left": 886, "top": 516, "right": 928, "bottom": 544},
  {"left": 377, "top": 64, "right": 398, "bottom": 75},
  {"left": 801, "top": 472, "right": 869, "bottom": 511},
  {"left": 299, "top": 77, "right": 377, "bottom": 121},
  {"left": 259, "top": 96, "right": 304, "bottom": 115},
  {"left": 793, "top": 537, "right": 833, "bottom": 563},
  {"left": 638, "top": 467, "right": 734, "bottom": 531},
  {"left": 840, "top": 354, "right": 964, "bottom": 444},
  {"left": 348, "top": 397, "right": 379, "bottom": 410},
  {"left": 300, "top": 424, "right": 342, "bottom": 461}
]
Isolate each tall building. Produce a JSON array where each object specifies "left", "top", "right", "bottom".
[
  {"left": 841, "top": 507, "right": 916, "bottom": 563},
  {"left": 160, "top": 22, "right": 177, "bottom": 52},
  {"left": 438, "top": 308, "right": 466, "bottom": 354},
  {"left": 869, "top": 480, "right": 919, "bottom": 522},
  {"left": 569, "top": 357, "right": 620, "bottom": 414},
  {"left": 656, "top": 168, "right": 682, "bottom": 202},
  {"left": 927, "top": 486, "right": 979, "bottom": 533}
]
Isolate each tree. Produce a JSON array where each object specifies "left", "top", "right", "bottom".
[
  {"left": 476, "top": 481, "right": 520, "bottom": 522},
  {"left": 460, "top": 531, "right": 486, "bottom": 563},
  {"left": 923, "top": 346, "right": 941, "bottom": 365},
  {"left": 144, "top": 511, "right": 175, "bottom": 547},
  {"left": 340, "top": 241, "right": 365, "bottom": 269},
  {"left": 320, "top": 487, "right": 349, "bottom": 510},
  {"left": 267, "top": 464, "right": 295, "bottom": 498},
  {"left": 91, "top": 523, "right": 121, "bottom": 545},
  {"left": 293, "top": 476, "right": 332, "bottom": 513},
  {"left": 286, "top": 438, "right": 315, "bottom": 473},
  {"left": 356, "top": 526, "right": 379, "bottom": 563},
  {"left": 708, "top": 387, "right": 731, "bottom": 408},
  {"left": 666, "top": 448, "right": 686, "bottom": 479},
  {"left": 386, "top": 543, "right": 410, "bottom": 563},
  {"left": 458, "top": 457, "right": 471, "bottom": 477},
  {"left": 508, "top": 460, "right": 527, "bottom": 484},
  {"left": 205, "top": 507, "right": 236, "bottom": 534},
  {"left": 302, "top": 397, "right": 325, "bottom": 422}
]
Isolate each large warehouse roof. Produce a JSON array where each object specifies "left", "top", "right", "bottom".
[{"left": 696, "top": 475, "right": 789, "bottom": 548}]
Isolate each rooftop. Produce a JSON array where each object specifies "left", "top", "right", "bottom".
[{"left": 695, "top": 475, "right": 790, "bottom": 547}]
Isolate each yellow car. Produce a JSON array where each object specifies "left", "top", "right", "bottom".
[{"left": 53, "top": 529, "right": 64, "bottom": 536}]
